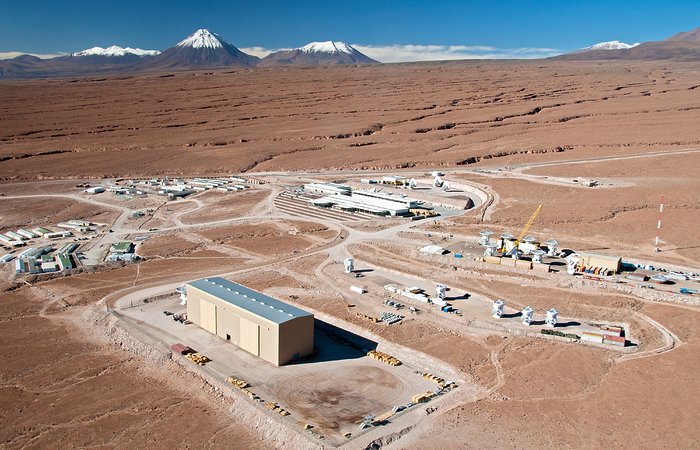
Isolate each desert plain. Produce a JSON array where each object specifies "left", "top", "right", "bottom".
[{"left": 1, "top": 60, "right": 699, "bottom": 449}]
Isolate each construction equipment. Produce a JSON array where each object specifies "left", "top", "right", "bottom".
[
  {"left": 356, "top": 312, "right": 380, "bottom": 323},
  {"left": 380, "top": 311, "right": 403, "bottom": 324},
  {"left": 412, "top": 391, "right": 436, "bottom": 403},
  {"left": 367, "top": 350, "right": 402, "bottom": 366},
  {"left": 679, "top": 287, "right": 698, "bottom": 295},
  {"left": 185, "top": 352, "right": 210, "bottom": 365},
  {"left": 421, "top": 372, "right": 446, "bottom": 387},
  {"left": 226, "top": 376, "right": 250, "bottom": 389},
  {"left": 504, "top": 204, "right": 543, "bottom": 256},
  {"left": 265, "top": 401, "right": 291, "bottom": 416},
  {"left": 410, "top": 208, "right": 439, "bottom": 217}
]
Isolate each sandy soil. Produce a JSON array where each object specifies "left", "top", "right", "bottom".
[
  {"left": 0, "top": 196, "right": 120, "bottom": 229},
  {"left": 180, "top": 189, "right": 271, "bottom": 224},
  {"left": 1, "top": 61, "right": 699, "bottom": 179},
  {"left": 195, "top": 219, "right": 337, "bottom": 257},
  {"left": 0, "top": 289, "right": 267, "bottom": 449}
]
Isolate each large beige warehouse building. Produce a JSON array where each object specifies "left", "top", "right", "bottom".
[{"left": 186, "top": 277, "right": 314, "bottom": 366}]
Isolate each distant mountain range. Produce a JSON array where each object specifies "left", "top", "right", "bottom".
[
  {"left": 259, "top": 41, "right": 378, "bottom": 66},
  {"left": 0, "top": 29, "right": 377, "bottom": 78},
  {"left": 554, "top": 26, "right": 700, "bottom": 61},
  {"left": 2, "top": 26, "right": 700, "bottom": 78}
]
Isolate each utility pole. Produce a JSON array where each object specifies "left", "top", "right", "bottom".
[{"left": 655, "top": 194, "right": 664, "bottom": 252}]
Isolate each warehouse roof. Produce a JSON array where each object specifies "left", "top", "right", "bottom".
[
  {"left": 577, "top": 251, "right": 621, "bottom": 262},
  {"left": 187, "top": 277, "right": 312, "bottom": 325}
]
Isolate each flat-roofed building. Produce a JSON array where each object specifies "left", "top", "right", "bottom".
[
  {"left": 186, "top": 277, "right": 314, "bottom": 366},
  {"left": 303, "top": 182, "right": 352, "bottom": 196},
  {"left": 350, "top": 190, "right": 419, "bottom": 216},
  {"left": 576, "top": 251, "right": 622, "bottom": 273},
  {"left": 308, "top": 189, "right": 420, "bottom": 216}
]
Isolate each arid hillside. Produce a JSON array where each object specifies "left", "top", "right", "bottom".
[{"left": 1, "top": 60, "right": 699, "bottom": 179}]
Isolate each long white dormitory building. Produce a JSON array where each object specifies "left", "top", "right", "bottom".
[{"left": 304, "top": 183, "right": 420, "bottom": 216}]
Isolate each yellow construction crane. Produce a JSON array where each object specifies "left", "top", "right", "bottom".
[{"left": 515, "top": 204, "right": 543, "bottom": 245}]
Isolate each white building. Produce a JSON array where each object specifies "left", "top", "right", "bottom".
[
  {"left": 308, "top": 188, "right": 421, "bottom": 217},
  {"left": 303, "top": 182, "right": 352, "bottom": 196},
  {"left": 350, "top": 190, "right": 419, "bottom": 216}
]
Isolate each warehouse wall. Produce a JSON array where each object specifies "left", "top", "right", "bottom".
[
  {"left": 216, "top": 306, "right": 241, "bottom": 345},
  {"left": 278, "top": 315, "right": 314, "bottom": 365},
  {"left": 187, "top": 293, "right": 201, "bottom": 324},
  {"left": 259, "top": 324, "right": 277, "bottom": 364}
]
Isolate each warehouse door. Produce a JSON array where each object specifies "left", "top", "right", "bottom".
[
  {"left": 239, "top": 317, "right": 260, "bottom": 356},
  {"left": 199, "top": 300, "right": 217, "bottom": 334}
]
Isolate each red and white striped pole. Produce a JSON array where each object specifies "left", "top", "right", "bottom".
[{"left": 655, "top": 194, "right": 664, "bottom": 252}]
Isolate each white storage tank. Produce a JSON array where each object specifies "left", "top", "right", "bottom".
[{"left": 521, "top": 306, "right": 534, "bottom": 326}]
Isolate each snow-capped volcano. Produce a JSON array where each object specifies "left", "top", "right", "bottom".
[
  {"left": 259, "top": 41, "right": 378, "bottom": 66},
  {"left": 73, "top": 46, "right": 160, "bottom": 57},
  {"left": 176, "top": 29, "right": 224, "bottom": 49},
  {"left": 148, "top": 28, "right": 259, "bottom": 68},
  {"left": 299, "top": 41, "right": 355, "bottom": 54},
  {"left": 584, "top": 40, "right": 639, "bottom": 51}
]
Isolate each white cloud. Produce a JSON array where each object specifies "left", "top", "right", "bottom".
[
  {"left": 352, "top": 44, "right": 561, "bottom": 63},
  {"left": 240, "top": 46, "right": 288, "bottom": 58},
  {"left": 240, "top": 43, "right": 560, "bottom": 62},
  {"left": 0, "top": 51, "right": 67, "bottom": 60}
]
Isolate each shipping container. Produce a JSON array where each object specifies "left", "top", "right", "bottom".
[
  {"left": 171, "top": 343, "right": 192, "bottom": 355},
  {"left": 600, "top": 326, "right": 624, "bottom": 337},
  {"left": 581, "top": 332, "right": 605, "bottom": 344},
  {"left": 603, "top": 335, "right": 626, "bottom": 347}
]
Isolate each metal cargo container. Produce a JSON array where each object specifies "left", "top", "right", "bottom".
[
  {"left": 580, "top": 332, "right": 605, "bottom": 344},
  {"left": 350, "top": 285, "right": 366, "bottom": 294},
  {"left": 603, "top": 335, "right": 626, "bottom": 347}
]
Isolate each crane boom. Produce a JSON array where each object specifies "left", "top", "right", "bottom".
[{"left": 515, "top": 204, "right": 543, "bottom": 244}]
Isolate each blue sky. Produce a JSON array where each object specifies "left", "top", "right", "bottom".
[{"left": 1, "top": 0, "right": 698, "bottom": 61}]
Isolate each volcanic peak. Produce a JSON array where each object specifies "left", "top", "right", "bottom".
[{"left": 176, "top": 29, "right": 225, "bottom": 49}]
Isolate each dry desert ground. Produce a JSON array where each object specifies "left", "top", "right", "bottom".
[{"left": 0, "top": 61, "right": 699, "bottom": 449}]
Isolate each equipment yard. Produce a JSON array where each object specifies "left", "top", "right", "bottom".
[{"left": 116, "top": 294, "right": 453, "bottom": 445}]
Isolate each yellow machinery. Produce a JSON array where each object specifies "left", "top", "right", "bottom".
[
  {"left": 185, "top": 352, "right": 210, "bottom": 365},
  {"left": 504, "top": 204, "right": 543, "bottom": 255},
  {"left": 367, "top": 350, "right": 402, "bottom": 366}
]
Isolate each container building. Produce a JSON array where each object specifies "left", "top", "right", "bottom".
[{"left": 576, "top": 252, "right": 622, "bottom": 273}]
